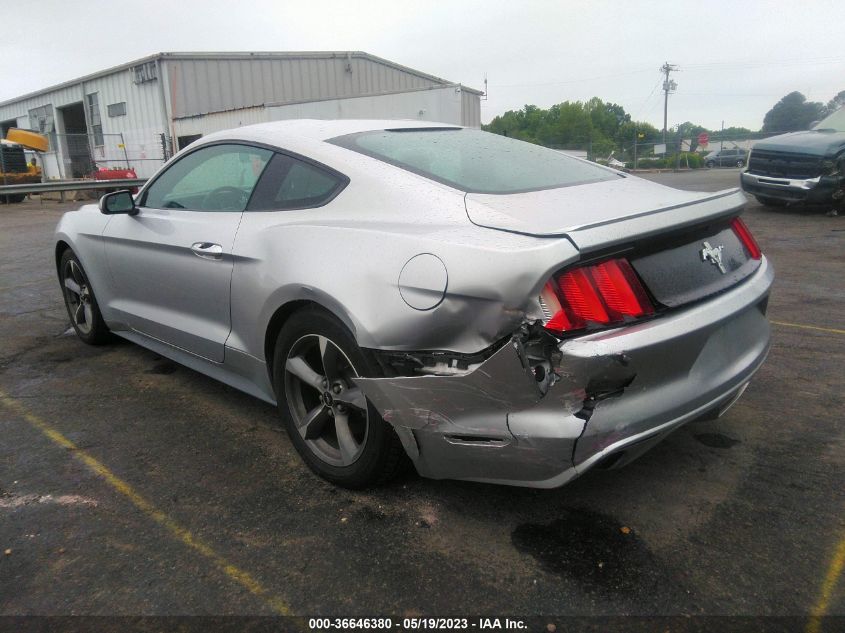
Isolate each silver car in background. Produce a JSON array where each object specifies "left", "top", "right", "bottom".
[{"left": 55, "top": 120, "right": 773, "bottom": 488}]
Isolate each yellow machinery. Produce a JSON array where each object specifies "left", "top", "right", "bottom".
[{"left": 1, "top": 128, "right": 47, "bottom": 202}]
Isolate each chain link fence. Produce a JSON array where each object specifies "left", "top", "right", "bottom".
[
  {"left": 550, "top": 132, "right": 783, "bottom": 171},
  {"left": 604, "top": 135, "right": 768, "bottom": 170},
  {"left": 36, "top": 132, "right": 171, "bottom": 180}
]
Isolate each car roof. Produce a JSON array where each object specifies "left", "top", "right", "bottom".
[
  {"left": 188, "top": 120, "right": 469, "bottom": 189},
  {"left": 198, "top": 119, "right": 463, "bottom": 145}
]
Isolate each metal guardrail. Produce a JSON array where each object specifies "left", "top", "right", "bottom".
[{"left": 0, "top": 178, "right": 147, "bottom": 195}]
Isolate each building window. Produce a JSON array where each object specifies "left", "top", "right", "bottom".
[
  {"left": 28, "top": 104, "right": 55, "bottom": 149},
  {"left": 28, "top": 105, "right": 55, "bottom": 135},
  {"left": 107, "top": 102, "right": 126, "bottom": 117},
  {"left": 132, "top": 61, "right": 157, "bottom": 84},
  {"left": 86, "top": 93, "right": 104, "bottom": 146}
]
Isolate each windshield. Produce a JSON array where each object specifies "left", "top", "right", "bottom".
[
  {"left": 329, "top": 128, "right": 618, "bottom": 194},
  {"left": 813, "top": 107, "right": 845, "bottom": 132}
]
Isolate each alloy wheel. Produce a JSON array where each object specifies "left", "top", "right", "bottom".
[
  {"left": 63, "top": 259, "right": 94, "bottom": 334},
  {"left": 283, "top": 334, "right": 369, "bottom": 467}
]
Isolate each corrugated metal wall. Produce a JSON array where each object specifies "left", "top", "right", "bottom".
[
  {"left": 0, "top": 70, "right": 166, "bottom": 178},
  {"left": 171, "top": 86, "right": 482, "bottom": 139},
  {"left": 461, "top": 88, "right": 481, "bottom": 128},
  {"left": 172, "top": 106, "right": 270, "bottom": 138},
  {"left": 1, "top": 84, "right": 87, "bottom": 178},
  {"left": 0, "top": 52, "right": 481, "bottom": 178},
  {"left": 264, "top": 87, "right": 463, "bottom": 125},
  {"left": 85, "top": 69, "right": 168, "bottom": 178},
  {"left": 164, "top": 54, "right": 445, "bottom": 119}
]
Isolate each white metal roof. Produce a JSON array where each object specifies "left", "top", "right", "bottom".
[{"left": 0, "top": 51, "right": 482, "bottom": 109}]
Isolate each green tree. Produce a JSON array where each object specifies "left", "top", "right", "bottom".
[
  {"left": 762, "top": 92, "right": 826, "bottom": 133},
  {"left": 716, "top": 126, "right": 753, "bottom": 138},
  {"left": 483, "top": 98, "right": 635, "bottom": 157},
  {"left": 826, "top": 90, "right": 845, "bottom": 114}
]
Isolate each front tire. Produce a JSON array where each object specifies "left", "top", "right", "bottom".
[
  {"left": 59, "top": 249, "right": 111, "bottom": 345},
  {"left": 705, "top": 161, "right": 715, "bottom": 168},
  {"left": 273, "top": 308, "right": 403, "bottom": 488}
]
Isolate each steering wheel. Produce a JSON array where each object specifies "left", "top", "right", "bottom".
[{"left": 202, "top": 186, "right": 248, "bottom": 210}]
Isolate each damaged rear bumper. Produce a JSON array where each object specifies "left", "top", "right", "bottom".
[{"left": 356, "top": 257, "right": 774, "bottom": 488}]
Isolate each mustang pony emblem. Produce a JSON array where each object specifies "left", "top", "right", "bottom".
[{"left": 700, "top": 241, "right": 726, "bottom": 274}]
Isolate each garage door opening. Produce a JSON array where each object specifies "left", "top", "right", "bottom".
[
  {"left": 57, "top": 102, "right": 93, "bottom": 178},
  {"left": 1, "top": 119, "right": 17, "bottom": 138}
]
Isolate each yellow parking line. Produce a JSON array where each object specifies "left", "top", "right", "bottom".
[
  {"left": 806, "top": 532, "right": 845, "bottom": 633},
  {"left": 0, "top": 388, "right": 292, "bottom": 616},
  {"left": 771, "top": 320, "right": 845, "bottom": 336}
]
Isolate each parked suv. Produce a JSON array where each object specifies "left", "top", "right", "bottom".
[
  {"left": 741, "top": 107, "right": 845, "bottom": 209},
  {"left": 704, "top": 148, "right": 748, "bottom": 168}
]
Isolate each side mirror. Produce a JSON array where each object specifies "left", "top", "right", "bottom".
[{"left": 99, "top": 190, "right": 138, "bottom": 215}]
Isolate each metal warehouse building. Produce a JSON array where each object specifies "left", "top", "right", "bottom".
[{"left": 0, "top": 51, "right": 482, "bottom": 179}]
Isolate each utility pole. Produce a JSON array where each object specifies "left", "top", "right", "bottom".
[
  {"left": 661, "top": 62, "right": 678, "bottom": 143},
  {"left": 633, "top": 129, "right": 638, "bottom": 170}
]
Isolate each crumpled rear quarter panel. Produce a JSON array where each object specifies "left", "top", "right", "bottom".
[{"left": 355, "top": 257, "right": 773, "bottom": 488}]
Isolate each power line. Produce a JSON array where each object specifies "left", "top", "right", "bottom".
[
  {"left": 491, "top": 67, "right": 654, "bottom": 89},
  {"left": 681, "top": 56, "right": 845, "bottom": 70},
  {"left": 633, "top": 74, "right": 664, "bottom": 121},
  {"left": 678, "top": 92, "right": 794, "bottom": 97}
]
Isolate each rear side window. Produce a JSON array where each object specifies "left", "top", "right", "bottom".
[
  {"left": 329, "top": 128, "right": 617, "bottom": 194},
  {"left": 248, "top": 154, "right": 345, "bottom": 210}
]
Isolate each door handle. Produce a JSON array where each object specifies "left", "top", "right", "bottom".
[{"left": 191, "top": 242, "right": 223, "bottom": 260}]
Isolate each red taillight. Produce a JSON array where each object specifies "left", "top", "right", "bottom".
[
  {"left": 731, "top": 217, "right": 762, "bottom": 260},
  {"left": 558, "top": 268, "right": 609, "bottom": 327},
  {"left": 540, "top": 258, "right": 654, "bottom": 335},
  {"left": 590, "top": 259, "right": 654, "bottom": 320}
]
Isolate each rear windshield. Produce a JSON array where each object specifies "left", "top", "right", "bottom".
[{"left": 329, "top": 128, "right": 618, "bottom": 194}]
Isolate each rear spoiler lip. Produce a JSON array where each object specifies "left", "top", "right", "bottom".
[
  {"left": 463, "top": 187, "right": 748, "bottom": 254},
  {"left": 567, "top": 188, "right": 746, "bottom": 254}
]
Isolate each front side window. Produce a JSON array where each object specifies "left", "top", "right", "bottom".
[
  {"left": 329, "top": 128, "right": 617, "bottom": 194},
  {"left": 143, "top": 144, "right": 272, "bottom": 211},
  {"left": 248, "top": 154, "right": 345, "bottom": 210}
]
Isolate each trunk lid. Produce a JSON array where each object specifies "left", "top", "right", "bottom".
[
  {"left": 466, "top": 175, "right": 759, "bottom": 310},
  {"left": 464, "top": 174, "right": 747, "bottom": 253}
]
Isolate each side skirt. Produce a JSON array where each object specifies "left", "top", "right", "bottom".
[{"left": 114, "top": 330, "right": 277, "bottom": 406}]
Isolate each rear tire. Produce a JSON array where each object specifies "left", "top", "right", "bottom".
[
  {"left": 59, "top": 249, "right": 111, "bottom": 345},
  {"left": 754, "top": 195, "right": 788, "bottom": 208},
  {"left": 272, "top": 308, "right": 404, "bottom": 488},
  {"left": 736, "top": 159, "right": 745, "bottom": 168}
]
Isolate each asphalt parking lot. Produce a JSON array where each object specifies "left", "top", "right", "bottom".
[{"left": 1, "top": 169, "right": 843, "bottom": 624}]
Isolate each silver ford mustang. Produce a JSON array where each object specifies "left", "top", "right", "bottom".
[{"left": 54, "top": 120, "right": 773, "bottom": 488}]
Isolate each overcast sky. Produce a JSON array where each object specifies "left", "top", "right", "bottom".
[{"left": 2, "top": 0, "right": 843, "bottom": 131}]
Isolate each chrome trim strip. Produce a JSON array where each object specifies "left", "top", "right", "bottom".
[{"left": 742, "top": 171, "right": 821, "bottom": 190}]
